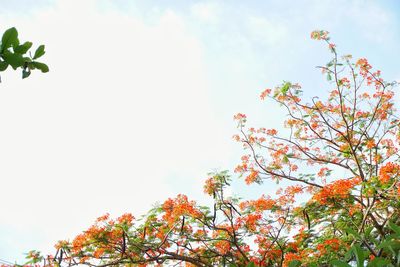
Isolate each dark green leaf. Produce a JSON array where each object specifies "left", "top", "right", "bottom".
[
  {"left": 22, "top": 69, "right": 31, "bottom": 79},
  {"left": 345, "top": 228, "right": 361, "bottom": 240},
  {"left": 388, "top": 221, "right": 400, "bottom": 235},
  {"left": 33, "top": 45, "right": 45, "bottom": 59},
  {"left": 0, "top": 60, "right": 8, "bottom": 71},
  {"left": 330, "top": 259, "right": 351, "bottom": 267},
  {"left": 32, "top": 61, "right": 49, "bottom": 73},
  {"left": 13, "top": 36, "right": 19, "bottom": 48},
  {"left": 3, "top": 51, "right": 25, "bottom": 70},
  {"left": 352, "top": 244, "right": 365, "bottom": 267},
  {"left": 367, "top": 257, "right": 392, "bottom": 267},
  {"left": 364, "top": 226, "right": 373, "bottom": 237},
  {"left": 23, "top": 57, "right": 32, "bottom": 63},
  {"left": 377, "top": 240, "right": 400, "bottom": 249},
  {"left": 288, "top": 260, "right": 301, "bottom": 267},
  {"left": 1, "top": 27, "right": 18, "bottom": 52},
  {"left": 246, "top": 262, "right": 256, "bottom": 267},
  {"left": 14, "top": 41, "right": 32, "bottom": 54}
]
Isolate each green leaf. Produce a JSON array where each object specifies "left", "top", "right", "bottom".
[
  {"left": 377, "top": 239, "right": 400, "bottom": 249},
  {"left": 281, "top": 82, "right": 291, "bottom": 95},
  {"left": 367, "top": 257, "right": 392, "bottom": 267},
  {"left": 33, "top": 45, "right": 45, "bottom": 59},
  {"left": 22, "top": 68, "right": 31, "bottom": 79},
  {"left": 352, "top": 244, "right": 365, "bottom": 267},
  {"left": 13, "top": 37, "right": 20, "bottom": 48},
  {"left": 288, "top": 260, "right": 301, "bottom": 267},
  {"left": 364, "top": 226, "right": 374, "bottom": 237},
  {"left": 3, "top": 51, "right": 25, "bottom": 70},
  {"left": 330, "top": 259, "right": 351, "bottom": 267},
  {"left": 1, "top": 27, "right": 19, "bottom": 52},
  {"left": 388, "top": 221, "right": 400, "bottom": 235},
  {"left": 23, "top": 56, "right": 32, "bottom": 63},
  {"left": 0, "top": 60, "right": 8, "bottom": 71},
  {"left": 246, "top": 262, "right": 256, "bottom": 267},
  {"left": 345, "top": 227, "right": 361, "bottom": 239},
  {"left": 282, "top": 155, "right": 289, "bottom": 163},
  {"left": 32, "top": 61, "right": 49, "bottom": 73},
  {"left": 14, "top": 41, "right": 32, "bottom": 54}
]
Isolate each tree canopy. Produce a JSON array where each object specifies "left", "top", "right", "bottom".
[{"left": 6, "top": 31, "right": 400, "bottom": 267}]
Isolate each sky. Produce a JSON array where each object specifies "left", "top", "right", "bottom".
[{"left": 0, "top": 0, "right": 399, "bottom": 263}]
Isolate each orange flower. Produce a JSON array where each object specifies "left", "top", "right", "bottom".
[
  {"left": 243, "top": 213, "right": 262, "bottom": 231},
  {"left": 117, "top": 213, "right": 135, "bottom": 225},
  {"left": 203, "top": 177, "right": 216, "bottom": 195},
  {"left": 317, "top": 167, "right": 330, "bottom": 177},
  {"left": 239, "top": 195, "right": 275, "bottom": 212},
  {"left": 379, "top": 162, "right": 400, "bottom": 184},
  {"left": 72, "top": 233, "right": 87, "bottom": 253},
  {"left": 313, "top": 177, "right": 360, "bottom": 204},
  {"left": 162, "top": 194, "right": 202, "bottom": 224},
  {"left": 214, "top": 240, "right": 231, "bottom": 255},
  {"left": 339, "top": 77, "right": 350, "bottom": 87},
  {"left": 253, "top": 196, "right": 275, "bottom": 211},
  {"left": 233, "top": 113, "right": 246, "bottom": 120},
  {"left": 324, "top": 238, "right": 340, "bottom": 251},
  {"left": 93, "top": 248, "right": 105, "bottom": 258},
  {"left": 232, "top": 134, "right": 241, "bottom": 142},
  {"left": 245, "top": 170, "right": 259, "bottom": 184},
  {"left": 54, "top": 240, "right": 68, "bottom": 250},
  {"left": 96, "top": 213, "right": 110, "bottom": 222},
  {"left": 283, "top": 252, "right": 302, "bottom": 267},
  {"left": 266, "top": 128, "right": 277, "bottom": 136},
  {"left": 366, "top": 139, "right": 376, "bottom": 149},
  {"left": 260, "top": 88, "right": 272, "bottom": 100}
]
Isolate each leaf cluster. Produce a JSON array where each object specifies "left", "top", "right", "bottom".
[{"left": 0, "top": 27, "right": 48, "bottom": 81}]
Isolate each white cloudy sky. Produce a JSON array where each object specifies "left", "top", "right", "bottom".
[{"left": 0, "top": 0, "right": 399, "bottom": 262}]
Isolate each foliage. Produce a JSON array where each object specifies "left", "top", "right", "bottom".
[
  {"left": 0, "top": 27, "right": 48, "bottom": 82},
  {"left": 4, "top": 30, "right": 400, "bottom": 267}
]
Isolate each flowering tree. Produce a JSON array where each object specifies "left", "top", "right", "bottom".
[{"left": 11, "top": 31, "right": 400, "bottom": 267}]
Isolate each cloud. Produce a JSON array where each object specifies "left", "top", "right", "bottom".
[
  {"left": 246, "top": 16, "right": 288, "bottom": 46},
  {"left": 346, "top": 1, "right": 394, "bottom": 44},
  {"left": 190, "top": 2, "right": 220, "bottom": 24},
  {"left": 0, "top": 0, "right": 232, "bottom": 261}
]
